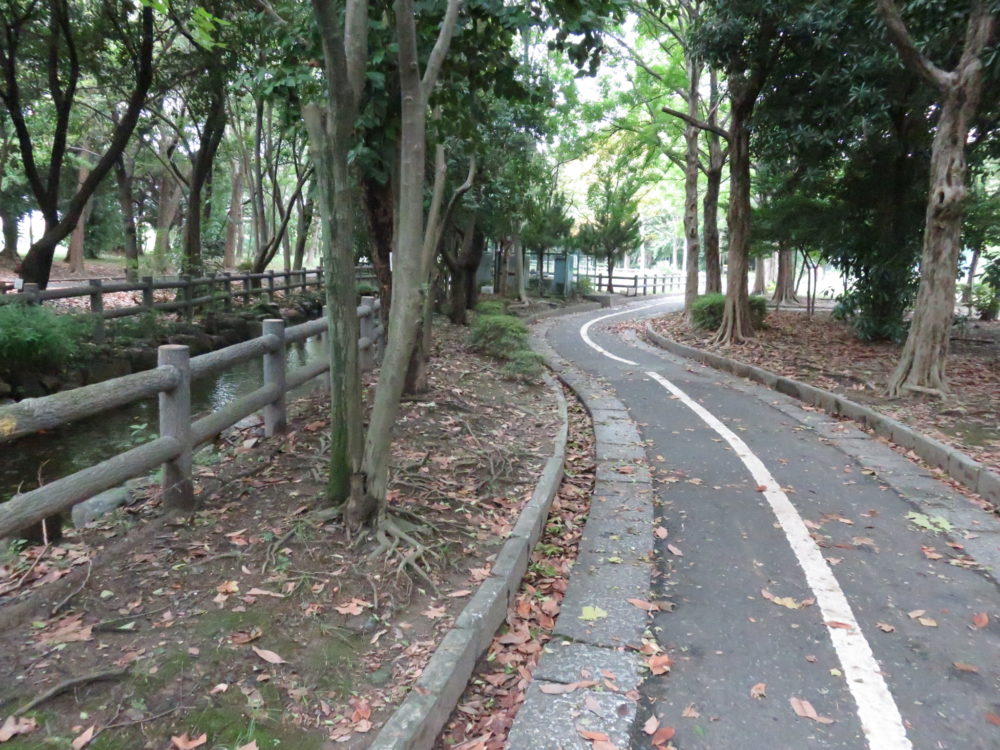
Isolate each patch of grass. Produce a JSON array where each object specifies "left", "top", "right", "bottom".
[
  {"left": 470, "top": 314, "right": 528, "bottom": 358},
  {"left": 501, "top": 350, "right": 545, "bottom": 382},
  {"left": 0, "top": 303, "right": 88, "bottom": 372},
  {"left": 473, "top": 299, "right": 506, "bottom": 316}
]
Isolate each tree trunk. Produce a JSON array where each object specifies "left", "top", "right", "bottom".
[
  {"left": 0, "top": 203, "right": 19, "bottom": 263},
  {"left": 362, "top": 175, "right": 394, "bottom": 325},
  {"left": 512, "top": 234, "right": 528, "bottom": 303},
  {"left": 703, "top": 69, "right": 724, "bottom": 295},
  {"left": 223, "top": 160, "right": 243, "bottom": 269},
  {"left": 496, "top": 238, "right": 509, "bottom": 296},
  {"left": 881, "top": 0, "right": 993, "bottom": 396},
  {"left": 183, "top": 90, "right": 226, "bottom": 275},
  {"left": 114, "top": 155, "right": 139, "bottom": 281},
  {"left": 752, "top": 255, "right": 766, "bottom": 295},
  {"left": 683, "top": 57, "right": 702, "bottom": 313},
  {"left": 293, "top": 195, "right": 314, "bottom": 270},
  {"left": 607, "top": 255, "right": 615, "bottom": 294},
  {"left": 712, "top": 81, "right": 757, "bottom": 345},
  {"left": 153, "top": 179, "right": 182, "bottom": 274},
  {"left": 67, "top": 149, "right": 91, "bottom": 274},
  {"left": 771, "top": 243, "right": 798, "bottom": 306},
  {"left": 963, "top": 246, "right": 980, "bottom": 306}
]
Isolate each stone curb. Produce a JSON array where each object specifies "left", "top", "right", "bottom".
[
  {"left": 498, "top": 323, "right": 655, "bottom": 749},
  {"left": 643, "top": 324, "right": 1000, "bottom": 506},
  {"left": 368, "top": 373, "right": 568, "bottom": 750},
  {"left": 526, "top": 300, "right": 604, "bottom": 323}
]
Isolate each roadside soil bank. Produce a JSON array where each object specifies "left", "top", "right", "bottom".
[
  {"left": 647, "top": 310, "right": 1000, "bottom": 481},
  {"left": 0, "top": 321, "right": 561, "bottom": 749}
]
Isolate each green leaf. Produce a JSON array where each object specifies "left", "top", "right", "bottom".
[{"left": 579, "top": 605, "right": 608, "bottom": 621}]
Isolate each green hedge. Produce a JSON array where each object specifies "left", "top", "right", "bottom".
[
  {"left": 470, "top": 313, "right": 528, "bottom": 358},
  {"left": 0, "top": 304, "right": 87, "bottom": 372},
  {"left": 691, "top": 293, "right": 768, "bottom": 332},
  {"left": 473, "top": 299, "right": 506, "bottom": 316}
]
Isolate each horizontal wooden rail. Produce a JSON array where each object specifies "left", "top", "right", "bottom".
[{"left": 0, "top": 300, "right": 384, "bottom": 538}]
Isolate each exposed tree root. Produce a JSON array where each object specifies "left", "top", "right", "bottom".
[
  {"left": 15, "top": 668, "right": 127, "bottom": 715},
  {"left": 368, "top": 513, "right": 440, "bottom": 594}
]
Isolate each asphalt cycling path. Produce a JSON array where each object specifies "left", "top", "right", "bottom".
[{"left": 544, "top": 298, "right": 1000, "bottom": 750}]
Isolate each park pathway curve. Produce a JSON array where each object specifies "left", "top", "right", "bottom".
[{"left": 516, "top": 297, "right": 1000, "bottom": 750}]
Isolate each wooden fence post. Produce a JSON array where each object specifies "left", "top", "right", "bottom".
[
  {"left": 222, "top": 273, "right": 233, "bottom": 312},
  {"left": 241, "top": 273, "right": 251, "bottom": 305},
  {"left": 359, "top": 296, "right": 375, "bottom": 372},
  {"left": 158, "top": 344, "right": 194, "bottom": 510},
  {"left": 142, "top": 276, "right": 154, "bottom": 310},
  {"left": 89, "top": 279, "right": 105, "bottom": 344},
  {"left": 262, "top": 319, "right": 286, "bottom": 435},
  {"left": 267, "top": 271, "right": 276, "bottom": 302},
  {"left": 182, "top": 275, "right": 193, "bottom": 322}
]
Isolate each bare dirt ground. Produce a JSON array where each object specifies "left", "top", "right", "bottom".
[
  {"left": 0, "top": 257, "right": 126, "bottom": 284},
  {"left": 0, "top": 322, "right": 564, "bottom": 750},
  {"left": 647, "top": 310, "right": 1000, "bottom": 481}
]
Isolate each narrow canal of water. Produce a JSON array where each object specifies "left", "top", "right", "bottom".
[{"left": 0, "top": 337, "right": 327, "bottom": 508}]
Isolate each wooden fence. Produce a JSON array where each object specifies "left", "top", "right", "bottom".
[
  {"left": 0, "top": 267, "right": 380, "bottom": 343},
  {"left": 0, "top": 298, "right": 383, "bottom": 539},
  {"left": 581, "top": 272, "right": 685, "bottom": 296}
]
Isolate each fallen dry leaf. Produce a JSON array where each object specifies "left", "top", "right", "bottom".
[
  {"left": 877, "top": 622, "right": 895, "bottom": 633},
  {"left": 654, "top": 526, "right": 668, "bottom": 539},
  {"left": 171, "top": 734, "right": 208, "bottom": 750},
  {"left": 647, "top": 654, "right": 672, "bottom": 675},
  {"left": 246, "top": 588, "right": 284, "bottom": 598},
  {"left": 643, "top": 715, "right": 659, "bottom": 735},
  {"left": 953, "top": 662, "right": 979, "bottom": 673},
  {"left": 907, "top": 609, "right": 926, "bottom": 619},
  {"left": 824, "top": 621, "right": 853, "bottom": 630},
  {"left": 682, "top": 704, "right": 700, "bottom": 718},
  {"left": 251, "top": 646, "right": 287, "bottom": 664},
  {"left": 918, "top": 617, "right": 938, "bottom": 628},
  {"left": 651, "top": 726, "right": 676, "bottom": 744},
  {"left": 71, "top": 725, "right": 96, "bottom": 749},
  {"left": 538, "top": 680, "right": 597, "bottom": 694},
  {"left": 750, "top": 682, "right": 767, "bottom": 699},
  {"left": 0, "top": 716, "right": 38, "bottom": 742},
  {"left": 236, "top": 742, "right": 259, "bottom": 750},
  {"left": 986, "top": 712, "right": 1000, "bottom": 726},
  {"left": 627, "top": 598, "right": 659, "bottom": 612},
  {"left": 972, "top": 612, "right": 989, "bottom": 630},
  {"left": 666, "top": 544, "right": 683, "bottom": 556},
  {"left": 790, "top": 697, "right": 834, "bottom": 724},
  {"left": 577, "top": 728, "right": 610, "bottom": 741},
  {"left": 334, "top": 598, "right": 371, "bottom": 616}
]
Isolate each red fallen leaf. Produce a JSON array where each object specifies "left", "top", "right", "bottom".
[
  {"left": 755, "top": 485, "right": 767, "bottom": 492},
  {"left": 750, "top": 682, "right": 767, "bottom": 699},
  {"left": 538, "top": 680, "right": 597, "bottom": 694},
  {"left": 986, "top": 712, "right": 1000, "bottom": 726},
  {"left": 667, "top": 544, "right": 683, "bottom": 556},
  {"left": 651, "top": 726, "right": 676, "bottom": 744},
  {"left": 972, "top": 612, "right": 989, "bottom": 630},
  {"left": 171, "top": 734, "right": 208, "bottom": 750},
  {"left": 627, "top": 598, "right": 659, "bottom": 612},
  {"left": 593, "top": 742, "right": 619, "bottom": 750},
  {"left": 953, "top": 662, "right": 979, "bottom": 672},
  {"left": 577, "top": 728, "right": 610, "bottom": 741},
  {"left": 824, "top": 621, "right": 853, "bottom": 630}
]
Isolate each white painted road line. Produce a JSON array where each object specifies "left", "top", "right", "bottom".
[
  {"left": 645, "top": 371, "right": 912, "bottom": 750},
  {"left": 579, "top": 299, "right": 676, "bottom": 366},
  {"left": 572, "top": 309, "right": 913, "bottom": 748}
]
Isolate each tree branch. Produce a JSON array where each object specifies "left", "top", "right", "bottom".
[
  {"left": 875, "top": 0, "right": 952, "bottom": 90},
  {"left": 661, "top": 105, "right": 730, "bottom": 141},
  {"left": 420, "top": 0, "right": 462, "bottom": 99}
]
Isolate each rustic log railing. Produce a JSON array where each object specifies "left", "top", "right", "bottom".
[
  {"left": 0, "top": 297, "right": 383, "bottom": 539},
  {"left": 0, "top": 266, "right": 380, "bottom": 343},
  {"left": 582, "top": 272, "right": 685, "bottom": 297}
]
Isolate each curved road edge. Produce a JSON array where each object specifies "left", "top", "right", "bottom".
[{"left": 370, "top": 372, "right": 568, "bottom": 750}]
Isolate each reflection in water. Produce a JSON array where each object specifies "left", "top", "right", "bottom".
[{"left": 0, "top": 337, "right": 327, "bottom": 503}]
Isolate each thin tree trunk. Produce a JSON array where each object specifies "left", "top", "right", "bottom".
[
  {"left": 703, "top": 70, "right": 725, "bottom": 296},
  {"left": 0, "top": 203, "right": 18, "bottom": 263},
  {"left": 293, "top": 195, "right": 313, "bottom": 271},
  {"left": 223, "top": 160, "right": 243, "bottom": 269},
  {"left": 67, "top": 148, "right": 91, "bottom": 274},
  {"left": 683, "top": 57, "right": 702, "bottom": 312},
  {"left": 184, "top": 90, "right": 226, "bottom": 275},
  {"left": 963, "top": 247, "right": 980, "bottom": 307},
  {"left": 752, "top": 255, "right": 766, "bottom": 295},
  {"left": 771, "top": 243, "right": 798, "bottom": 306},
  {"left": 362, "top": 175, "right": 394, "bottom": 324},
  {"left": 114, "top": 154, "right": 139, "bottom": 281}
]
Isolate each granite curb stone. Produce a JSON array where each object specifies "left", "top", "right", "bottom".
[{"left": 369, "top": 374, "right": 568, "bottom": 750}]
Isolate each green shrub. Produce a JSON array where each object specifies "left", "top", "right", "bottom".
[
  {"left": 0, "top": 304, "right": 87, "bottom": 372},
  {"left": 574, "top": 276, "right": 594, "bottom": 296},
  {"left": 690, "top": 293, "right": 726, "bottom": 331},
  {"left": 109, "top": 311, "right": 168, "bottom": 343},
  {"left": 470, "top": 314, "right": 528, "bottom": 358},
  {"left": 691, "top": 293, "right": 768, "bottom": 331},
  {"left": 474, "top": 299, "right": 506, "bottom": 316},
  {"left": 357, "top": 281, "right": 378, "bottom": 297},
  {"left": 502, "top": 350, "right": 544, "bottom": 383},
  {"left": 971, "top": 283, "right": 999, "bottom": 321}
]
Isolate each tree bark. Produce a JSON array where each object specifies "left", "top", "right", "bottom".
[
  {"left": 752, "top": 255, "right": 766, "bottom": 295},
  {"left": 712, "top": 77, "right": 759, "bottom": 345},
  {"left": 683, "top": 56, "right": 702, "bottom": 313},
  {"left": 771, "top": 243, "right": 798, "bottom": 306},
  {"left": 292, "top": 194, "right": 313, "bottom": 271},
  {"left": 0, "top": 202, "right": 19, "bottom": 263},
  {"left": 67, "top": 152, "right": 91, "bottom": 274},
  {"left": 512, "top": 234, "right": 528, "bottom": 303},
  {"left": 703, "top": 69, "right": 725, "bottom": 295},
  {"left": 183, "top": 88, "right": 226, "bottom": 275},
  {"left": 362, "top": 175, "right": 394, "bottom": 325},
  {"left": 223, "top": 160, "right": 244, "bottom": 269},
  {"left": 114, "top": 154, "right": 139, "bottom": 281},
  {"left": 881, "top": 0, "right": 994, "bottom": 396}
]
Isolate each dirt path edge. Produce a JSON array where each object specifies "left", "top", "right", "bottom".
[
  {"left": 642, "top": 323, "right": 1000, "bottom": 507},
  {"left": 368, "top": 373, "right": 569, "bottom": 750}
]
